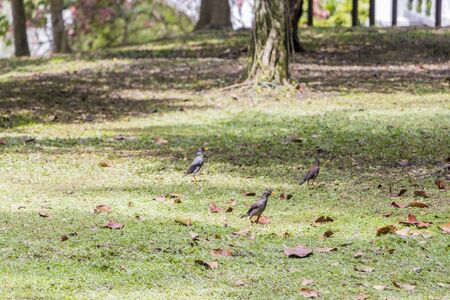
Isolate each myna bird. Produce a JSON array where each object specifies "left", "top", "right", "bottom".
[
  {"left": 299, "top": 159, "right": 320, "bottom": 187},
  {"left": 241, "top": 189, "right": 272, "bottom": 223},
  {"left": 184, "top": 147, "right": 206, "bottom": 182}
]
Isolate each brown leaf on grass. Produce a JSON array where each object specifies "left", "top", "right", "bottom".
[
  {"left": 393, "top": 282, "right": 416, "bottom": 291},
  {"left": 234, "top": 279, "right": 246, "bottom": 286},
  {"left": 190, "top": 232, "right": 199, "bottom": 241},
  {"left": 175, "top": 218, "right": 192, "bottom": 226},
  {"left": 355, "top": 266, "right": 374, "bottom": 273},
  {"left": 38, "top": 211, "right": 49, "bottom": 218},
  {"left": 399, "top": 159, "right": 409, "bottom": 167},
  {"left": 383, "top": 211, "right": 393, "bottom": 217},
  {"left": 284, "top": 245, "right": 313, "bottom": 258},
  {"left": 313, "top": 216, "right": 334, "bottom": 226},
  {"left": 376, "top": 225, "right": 397, "bottom": 236},
  {"left": 153, "top": 195, "right": 166, "bottom": 202},
  {"left": 440, "top": 222, "right": 450, "bottom": 234},
  {"left": 354, "top": 251, "right": 364, "bottom": 258},
  {"left": 98, "top": 161, "right": 111, "bottom": 167},
  {"left": 373, "top": 285, "right": 386, "bottom": 291},
  {"left": 435, "top": 179, "right": 446, "bottom": 190},
  {"left": 322, "top": 230, "right": 334, "bottom": 239},
  {"left": 301, "top": 279, "right": 314, "bottom": 286},
  {"left": 209, "top": 203, "right": 221, "bottom": 213},
  {"left": 315, "top": 247, "right": 337, "bottom": 253},
  {"left": 257, "top": 216, "right": 270, "bottom": 225},
  {"left": 104, "top": 220, "right": 124, "bottom": 229},
  {"left": 413, "top": 190, "right": 429, "bottom": 198},
  {"left": 154, "top": 137, "right": 169, "bottom": 145},
  {"left": 397, "top": 188, "right": 407, "bottom": 196},
  {"left": 243, "top": 192, "right": 256, "bottom": 196},
  {"left": 211, "top": 248, "right": 233, "bottom": 257},
  {"left": 225, "top": 207, "right": 233, "bottom": 213},
  {"left": 0, "top": 139, "right": 7, "bottom": 145},
  {"left": 232, "top": 228, "right": 250, "bottom": 237},
  {"left": 391, "top": 201, "right": 406, "bottom": 208},
  {"left": 355, "top": 294, "right": 369, "bottom": 300},
  {"left": 195, "top": 260, "right": 218, "bottom": 270},
  {"left": 279, "top": 193, "right": 293, "bottom": 200},
  {"left": 113, "top": 135, "right": 127, "bottom": 141},
  {"left": 299, "top": 288, "right": 319, "bottom": 298},
  {"left": 228, "top": 199, "right": 237, "bottom": 206},
  {"left": 60, "top": 235, "right": 69, "bottom": 242},
  {"left": 94, "top": 204, "right": 112, "bottom": 214},
  {"left": 400, "top": 213, "right": 432, "bottom": 228},
  {"left": 408, "top": 201, "right": 429, "bottom": 208}
]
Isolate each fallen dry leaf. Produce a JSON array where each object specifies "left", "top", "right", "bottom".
[
  {"left": 279, "top": 193, "right": 293, "bottom": 200},
  {"left": 315, "top": 247, "right": 337, "bottom": 253},
  {"left": 0, "top": 139, "right": 7, "bottom": 145},
  {"left": 383, "top": 211, "right": 393, "bottom": 217},
  {"left": 257, "top": 216, "right": 270, "bottom": 225},
  {"left": 393, "top": 282, "right": 416, "bottom": 291},
  {"left": 408, "top": 201, "right": 429, "bottom": 208},
  {"left": 175, "top": 218, "right": 192, "bottom": 226},
  {"left": 94, "top": 204, "right": 112, "bottom": 214},
  {"left": 113, "top": 135, "right": 127, "bottom": 141},
  {"left": 104, "top": 220, "right": 124, "bottom": 229},
  {"left": 313, "top": 216, "right": 334, "bottom": 226},
  {"left": 153, "top": 195, "right": 166, "bottom": 202},
  {"left": 232, "top": 228, "right": 250, "bottom": 237},
  {"left": 435, "top": 179, "right": 446, "bottom": 190},
  {"left": 376, "top": 225, "right": 397, "bottom": 236},
  {"left": 243, "top": 192, "right": 256, "bottom": 196},
  {"left": 394, "top": 188, "right": 407, "bottom": 197},
  {"left": 195, "top": 260, "right": 218, "bottom": 270},
  {"left": 414, "top": 190, "right": 429, "bottom": 198},
  {"left": 98, "top": 161, "right": 111, "bottom": 167},
  {"left": 391, "top": 201, "right": 406, "bottom": 208},
  {"left": 38, "top": 211, "right": 49, "bottom": 218},
  {"left": 209, "top": 203, "right": 221, "bottom": 213},
  {"left": 154, "top": 137, "right": 169, "bottom": 145},
  {"left": 225, "top": 207, "right": 233, "bottom": 213},
  {"left": 399, "top": 159, "right": 409, "bottom": 167},
  {"left": 354, "top": 266, "right": 374, "bottom": 273},
  {"left": 354, "top": 251, "right": 364, "bottom": 258},
  {"left": 299, "top": 288, "right": 319, "bottom": 298},
  {"left": 284, "top": 245, "right": 313, "bottom": 258},
  {"left": 440, "top": 222, "right": 450, "bottom": 234},
  {"left": 322, "top": 230, "right": 334, "bottom": 239},
  {"left": 234, "top": 279, "right": 246, "bottom": 286},
  {"left": 355, "top": 294, "right": 369, "bottom": 300},
  {"left": 301, "top": 279, "right": 314, "bottom": 286},
  {"left": 60, "top": 235, "right": 69, "bottom": 242},
  {"left": 211, "top": 248, "right": 233, "bottom": 257},
  {"left": 373, "top": 285, "right": 386, "bottom": 291}
]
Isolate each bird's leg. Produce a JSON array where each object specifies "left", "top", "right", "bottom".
[{"left": 255, "top": 215, "right": 261, "bottom": 224}]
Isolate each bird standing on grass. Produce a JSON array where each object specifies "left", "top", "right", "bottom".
[
  {"left": 184, "top": 147, "right": 206, "bottom": 182},
  {"left": 299, "top": 159, "right": 320, "bottom": 187},
  {"left": 241, "top": 189, "right": 272, "bottom": 223}
]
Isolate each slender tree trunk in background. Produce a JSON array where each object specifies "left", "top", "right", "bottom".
[
  {"left": 290, "top": 0, "right": 305, "bottom": 52},
  {"left": 11, "top": 0, "right": 30, "bottom": 56},
  {"left": 50, "top": 0, "right": 70, "bottom": 53},
  {"left": 247, "top": 0, "right": 291, "bottom": 83},
  {"left": 194, "top": 0, "right": 232, "bottom": 30}
]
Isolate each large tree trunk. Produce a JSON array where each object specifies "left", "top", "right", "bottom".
[
  {"left": 194, "top": 0, "right": 232, "bottom": 30},
  {"left": 247, "top": 0, "right": 291, "bottom": 83},
  {"left": 11, "top": 0, "right": 30, "bottom": 57},
  {"left": 50, "top": 0, "right": 70, "bottom": 53},
  {"left": 290, "top": 0, "right": 305, "bottom": 52}
]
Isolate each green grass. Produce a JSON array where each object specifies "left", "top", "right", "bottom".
[{"left": 0, "top": 28, "right": 449, "bottom": 299}]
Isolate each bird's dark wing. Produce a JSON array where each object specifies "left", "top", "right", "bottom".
[
  {"left": 185, "top": 156, "right": 203, "bottom": 175},
  {"left": 300, "top": 165, "right": 319, "bottom": 184}
]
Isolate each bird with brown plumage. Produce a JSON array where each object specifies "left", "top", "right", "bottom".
[{"left": 299, "top": 159, "right": 320, "bottom": 187}]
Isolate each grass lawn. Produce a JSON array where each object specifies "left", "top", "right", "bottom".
[{"left": 0, "top": 28, "right": 449, "bottom": 299}]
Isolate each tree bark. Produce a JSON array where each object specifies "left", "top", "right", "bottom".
[
  {"left": 247, "top": 0, "right": 291, "bottom": 83},
  {"left": 290, "top": 0, "right": 305, "bottom": 52},
  {"left": 50, "top": 0, "right": 70, "bottom": 53},
  {"left": 11, "top": 0, "right": 30, "bottom": 57},
  {"left": 194, "top": 0, "right": 232, "bottom": 30}
]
